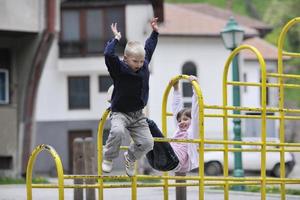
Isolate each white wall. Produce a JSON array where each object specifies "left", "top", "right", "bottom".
[
  {"left": 148, "top": 36, "right": 233, "bottom": 139},
  {"left": 126, "top": 5, "right": 154, "bottom": 42},
  {"left": 35, "top": 4, "right": 154, "bottom": 122},
  {"left": 36, "top": 36, "right": 111, "bottom": 121},
  {"left": 0, "top": 0, "right": 44, "bottom": 32},
  {"left": 242, "top": 59, "right": 278, "bottom": 108}
]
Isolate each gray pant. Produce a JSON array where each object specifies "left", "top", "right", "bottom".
[{"left": 103, "top": 110, "right": 154, "bottom": 162}]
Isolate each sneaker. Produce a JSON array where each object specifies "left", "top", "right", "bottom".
[
  {"left": 124, "top": 152, "right": 135, "bottom": 176},
  {"left": 102, "top": 159, "right": 113, "bottom": 173}
]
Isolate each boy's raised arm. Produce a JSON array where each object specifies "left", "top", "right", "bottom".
[
  {"left": 104, "top": 23, "right": 122, "bottom": 74},
  {"left": 144, "top": 17, "right": 159, "bottom": 62}
]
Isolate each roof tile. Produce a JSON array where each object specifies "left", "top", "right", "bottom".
[{"left": 160, "top": 4, "right": 258, "bottom": 37}]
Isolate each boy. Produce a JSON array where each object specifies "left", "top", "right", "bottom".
[{"left": 102, "top": 18, "right": 159, "bottom": 176}]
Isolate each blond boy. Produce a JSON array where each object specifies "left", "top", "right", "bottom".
[{"left": 102, "top": 18, "right": 159, "bottom": 176}]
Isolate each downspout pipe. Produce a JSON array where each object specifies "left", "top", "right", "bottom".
[{"left": 21, "top": 0, "right": 56, "bottom": 175}]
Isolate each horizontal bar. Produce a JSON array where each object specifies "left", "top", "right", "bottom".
[
  {"left": 204, "top": 139, "right": 300, "bottom": 147},
  {"left": 153, "top": 137, "right": 200, "bottom": 144},
  {"left": 151, "top": 138, "right": 300, "bottom": 148},
  {"left": 31, "top": 178, "right": 300, "bottom": 189},
  {"left": 204, "top": 105, "right": 300, "bottom": 114},
  {"left": 205, "top": 148, "right": 300, "bottom": 152},
  {"left": 267, "top": 73, "right": 300, "bottom": 79},
  {"left": 283, "top": 51, "right": 300, "bottom": 57},
  {"left": 204, "top": 113, "right": 300, "bottom": 120},
  {"left": 227, "top": 81, "right": 300, "bottom": 89}
]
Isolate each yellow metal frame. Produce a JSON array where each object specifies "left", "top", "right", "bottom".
[
  {"left": 26, "top": 17, "right": 300, "bottom": 200},
  {"left": 26, "top": 144, "right": 65, "bottom": 200},
  {"left": 222, "top": 44, "right": 267, "bottom": 199}
]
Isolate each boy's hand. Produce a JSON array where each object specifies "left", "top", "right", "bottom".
[
  {"left": 111, "top": 23, "right": 121, "bottom": 40},
  {"left": 150, "top": 17, "right": 159, "bottom": 32}
]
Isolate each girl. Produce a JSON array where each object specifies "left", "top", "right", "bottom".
[{"left": 146, "top": 75, "right": 199, "bottom": 173}]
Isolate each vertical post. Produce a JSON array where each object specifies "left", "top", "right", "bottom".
[
  {"left": 232, "top": 54, "right": 244, "bottom": 190},
  {"left": 73, "top": 138, "right": 84, "bottom": 200},
  {"left": 175, "top": 172, "right": 186, "bottom": 200},
  {"left": 84, "top": 137, "right": 96, "bottom": 200},
  {"left": 221, "top": 17, "right": 245, "bottom": 192}
]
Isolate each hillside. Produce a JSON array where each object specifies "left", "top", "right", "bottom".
[{"left": 166, "top": 0, "right": 300, "bottom": 106}]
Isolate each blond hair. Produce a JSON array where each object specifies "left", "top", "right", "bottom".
[{"left": 124, "top": 41, "right": 145, "bottom": 58}]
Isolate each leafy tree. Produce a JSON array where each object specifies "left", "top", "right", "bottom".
[{"left": 263, "top": 0, "right": 300, "bottom": 53}]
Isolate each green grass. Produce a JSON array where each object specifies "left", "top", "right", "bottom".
[
  {"left": 284, "top": 68, "right": 300, "bottom": 107},
  {"left": 243, "top": 185, "right": 300, "bottom": 195},
  {"left": 0, "top": 177, "right": 49, "bottom": 184},
  {"left": 212, "top": 185, "right": 300, "bottom": 196},
  {"left": 166, "top": 0, "right": 300, "bottom": 106}
]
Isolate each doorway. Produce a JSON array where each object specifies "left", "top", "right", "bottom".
[{"left": 68, "top": 130, "right": 92, "bottom": 173}]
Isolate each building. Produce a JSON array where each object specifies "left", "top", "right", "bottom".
[
  {"left": 0, "top": 0, "right": 57, "bottom": 177},
  {"left": 0, "top": 0, "right": 282, "bottom": 176}
]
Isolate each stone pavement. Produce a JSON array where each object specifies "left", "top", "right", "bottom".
[{"left": 1, "top": 183, "right": 299, "bottom": 200}]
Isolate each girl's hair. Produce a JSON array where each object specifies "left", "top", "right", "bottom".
[
  {"left": 124, "top": 41, "right": 145, "bottom": 58},
  {"left": 176, "top": 108, "right": 191, "bottom": 121}
]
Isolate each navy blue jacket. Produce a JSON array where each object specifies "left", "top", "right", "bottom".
[{"left": 104, "top": 31, "right": 158, "bottom": 112}]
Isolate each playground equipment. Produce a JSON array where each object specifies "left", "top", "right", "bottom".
[{"left": 26, "top": 17, "right": 300, "bottom": 199}]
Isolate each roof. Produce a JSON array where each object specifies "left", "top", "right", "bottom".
[
  {"left": 179, "top": 3, "right": 272, "bottom": 33},
  {"left": 160, "top": 3, "right": 258, "bottom": 37},
  {"left": 242, "top": 37, "right": 288, "bottom": 61}
]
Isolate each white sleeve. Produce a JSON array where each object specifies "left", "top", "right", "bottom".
[
  {"left": 172, "top": 90, "right": 183, "bottom": 127},
  {"left": 188, "top": 89, "right": 200, "bottom": 139}
]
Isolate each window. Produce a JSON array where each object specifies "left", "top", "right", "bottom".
[
  {"left": 0, "top": 69, "right": 9, "bottom": 104},
  {"left": 0, "top": 156, "right": 12, "bottom": 169},
  {"left": 68, "top": 76, "right": 90, "bottom": 109},
  {"left": 60, "top": 6, "right": 126, "bottom": 57},
  {"left": 181, "top": 62, "right": 197, "bottom": 108},
  {"left": 260, "top": 78, "right": 269, "bottom": 106},
  {"left": 98, "top": 75, "right": 113, "bottom": 92}
]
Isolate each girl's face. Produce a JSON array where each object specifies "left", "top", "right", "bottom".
[{"left": 177, "top": 115, "right": 191, "bottom": 131}]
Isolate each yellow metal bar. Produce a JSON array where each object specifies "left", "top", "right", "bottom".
[
  {"left": 26, "top": 144, "right": 64, "bottom": 200},
  {"left": 97, "top": 108, "right": 110, "bottom": 200},
  {"left": 267, "top": 72, "right": 300, "bottom": 79},
  {"left": 161, "top": 75, "right": 205, "bottom": 200},
  {"left": 192, "top": 77, "right": 206, "bottom": 200},
  {"left": 283, "top": 51, "right": 300, "bottom": 57},
  {"left": 222, "top": 44, "right": 267, "bottom": 199},
  {"left": 259, "top": 46, "right": 268, "bottom": 200},
  {"left": 228, "top": 81, "right": 300, "bottom": 89},
  {"left": 31, "top": 176, "right": 300, "bottom": 188},
  {"left": 204, "top": 104, "right": 300, "bottom": 114},
  {"left": 205, "top": 113, "right": 300, "bottom": 120},
  {"left": 131, "top": 176, "right": 137, "bottom": 200},
  {"left": 277, "top": 17, "right": 300, "bottom": 200},
  {"left": 161, "top": 77, "right": 174, "bottom": 200},
  {"left": 151, "top": 137, "right": 300, "bottom": 150},
  {"left": 222, "top": 54, "right": 230, "bottom": 200}
]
